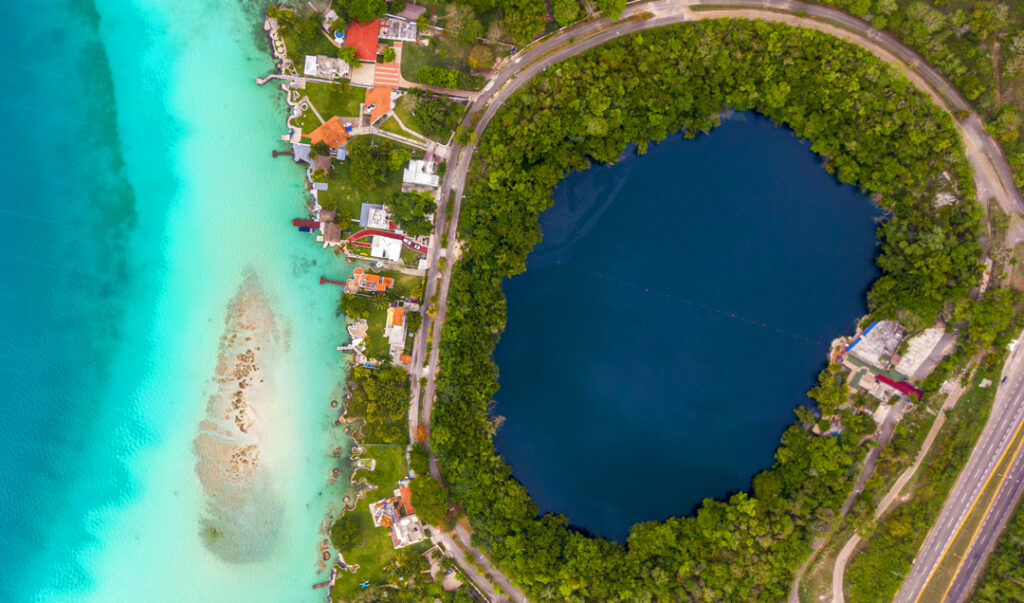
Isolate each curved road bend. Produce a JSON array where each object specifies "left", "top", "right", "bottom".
[
  {"left": 894, "top": 337, "right": 1024, "bottom": 603},
  {"left": 402, "top": 2, "right": 1024, "bottom": 599}
]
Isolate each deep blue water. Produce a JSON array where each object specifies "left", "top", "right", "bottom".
[{"left": 492, "top": 113, "right": 882, "bottom": 542}]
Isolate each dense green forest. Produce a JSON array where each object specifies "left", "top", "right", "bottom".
[
  {"left": 811, "top": 0, "right": 1024, "bottom": 193},
  {"left": 429, "top": 19, "right": 983, "bottom": 600}
]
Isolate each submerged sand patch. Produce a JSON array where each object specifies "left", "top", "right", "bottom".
[{"left": 194, "top": 276, "right": 285, "bottom": 562}]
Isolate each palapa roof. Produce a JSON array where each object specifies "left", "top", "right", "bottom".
[{"left": 323, "top": 222, "right": 342, "bottom": 243}]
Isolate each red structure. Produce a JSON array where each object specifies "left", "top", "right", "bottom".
[
  {"left": 292, "top": 218, "right": 320, "bottom": 229},
  {"left": 345, "top": 19, "right": 380, "bottom": 62},
  {"left": 320, "top": 276, "right": 346, "bottom": 286},
  {"left": 875, "top": 374, "right": 923, "bottom": 401},
  {"left": 272, "top": 150, "right": 294, "bottom": 158}
]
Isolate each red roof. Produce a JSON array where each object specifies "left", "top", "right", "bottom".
[
  {"left": 307, "top": 116, "right": 350, "bottom": 148},
  {"left": 292, "top": 218, "right": 320, "bottom": 229},
  {"left": 875, "top": 374, "right": 923, "bottom": 401},
  {"left": 345, "top": 19, "right": 380, "bottom": 62},
  {"left": 399, "top": 487, "right": 415, "bottom": 515}
]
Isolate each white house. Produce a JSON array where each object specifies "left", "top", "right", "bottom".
[
  {"left": 402, "top": 158, "right": 439, "bottom": 190},
  {"left": 370, "top": 235, "right": 402, "bottom": 261}
]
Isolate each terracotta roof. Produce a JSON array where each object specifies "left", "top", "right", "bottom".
[
  {"left": 381, "top": 277, "right": 394, "bottom": 287},
  {"left": 345, "top": 19, "right": 380, "bottom": 62},
  {"left": 390, "top": 306, "right": 405, "bottom": 326},
  {"left": 364, "top": 87, "right": 393, "bottom": 124},
  {"left": 308, "top": 116, "right": 350, "bottom": 148},
  {"left": 399, "top": 354, "right": 412, "bottom": 364},
  {"left": 399, "top": 487, "right": 415, "bottom": 515}
]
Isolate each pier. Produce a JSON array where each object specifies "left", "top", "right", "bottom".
[
  {"left": 320, "top": 276, "right": 346, "bottom": 286},
  {"left": 272, "top": 150, "right": 294, "bottom": 158}
]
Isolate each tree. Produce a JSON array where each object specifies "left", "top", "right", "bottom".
[
  {"left": 388, "top": 146, "right": 413, "bottom": 171},
  {"left": 389, "top": 190, "right": 436, "bottom": 236},
  {"left": 468, "top": 45, "right": 495, "bottom": 71},
  {"left": 336, "top": 45, "right": 358, "bottom": 65},
  {"left": 410, "top": 441, "right": 430, "bottom": 475},
  {"left": 348, "top": 136, "right": 400, "bottom": 189},
  {"left": 330, "top": 515, "right": 359, "bottom": 550},
  {"left": 310, "top": 141, "right": 331, "bottom": 159},
  {"left": 458, "top": 19, "right": 484, "bottom": 45},
  {"left": 444, "top": 3, "right": 473, "bottom": 34},
  {"left": 347, "top": 0, "right": 386, "bottom": 23},
  {"left": 552, "top": 0, "right": 580, "bottom": 25},
  {"left": 382, "top": 47, "right": 396, "bottom": 63},
  {"left": 807, "top": 369, "right": 849, "bottom": 417},
  {"left": 411, "top": 476, "right": 448, "bottom": 526},
  {"left": 595, "top": 0, "right": 626, "bottom": 19}
]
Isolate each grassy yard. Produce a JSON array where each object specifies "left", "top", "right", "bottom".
[
  {"left": 293, "top": 109, "right": 322, "bottom": 136},
  {"left": 304, "top": 81, "right": 362, "bottom": 118},
  {"left": 315, "top": 160, "right": 404, "bottom": 223},
  {"left": 400, "top": 37, "right": 473, "bottom": 82},
  {"left": 392, "top": 93, "right": 465, "bottom": 143},
  {"left": 363, "top": 301, "right": 391, "bottom": 360},
  {"left": 380, "top": 116, "right": 411, "bottom": 138}
]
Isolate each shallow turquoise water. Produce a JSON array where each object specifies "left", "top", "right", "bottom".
[
  {"left": 494, "top": 113, "right": 882, "bottom": 542},
  {"left": 1, "top": 1, "right": 352, "bottom": 600}
]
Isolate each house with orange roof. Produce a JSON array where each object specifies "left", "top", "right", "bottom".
[
  {"left": 367, "top": 482, "right": 426, "bottom": 549},
  {"left": 345, "top": 18, "right": 381, "bottom": 62},
  {"left": 385, "top": 304, "right": 407, "bottom": 353},
  {"left": 307, "top": 116, "right": 350, "bottom": 148},
  {"left": 345, "top": 267, "right": 395, "bottom": 293},
  {"left": 364, "top": 87, "right": 393, "bottom": 125}
]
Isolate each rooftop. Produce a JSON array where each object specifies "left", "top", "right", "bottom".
[
  {"left": 345, "top": 19, "right": 380, "bottom": 62},
  {"left": 308, "top": 116, "right": 350, "bottom": 148},
  {"left": 364, "top": 87, "right": 393, "bottom": 124},
  {"left": 371, "top": 235, "right": 402, "bottom": 262},
  {"left": 403, "top": 158, "right": 439, "bottom": 188}
]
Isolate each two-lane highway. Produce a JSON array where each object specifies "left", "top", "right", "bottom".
[{"left": 895, "top": 336, "right": 1024, "bottom": 602}]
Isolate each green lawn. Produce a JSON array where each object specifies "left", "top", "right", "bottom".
[
  {"left": 294, "top": 109, "right": 322, "bottom": 136},
  {"left": 393, "top": 93, "right": 465, "bottom": 143},
  {"left": 315, "top": 160, "right": 404, "bottom": 223},
  {"left": 363, "top": 301, "right": 391, "bottom": 360},
  {"left": 303, "top": 81, "right": 363, "bottom": 118},
  {"left": 400, "top": 38, "right": 474, "bottom": 82},
  {"left": 380, "top": 116, "right": 409, "bottom": 137}
]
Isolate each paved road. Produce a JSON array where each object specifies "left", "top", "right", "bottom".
[
  {"left": 400, "top": 1, "right": 1024, "bottom": 599},
  {"left": 895, "top": 337, "right": 1024, "bottom": 602}
]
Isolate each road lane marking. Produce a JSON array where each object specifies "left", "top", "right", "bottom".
[{"left": 913, "top": 406, "right": 1024, "bottom": 602}]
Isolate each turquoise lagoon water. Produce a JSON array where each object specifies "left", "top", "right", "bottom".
[
  {"left": 493, "top": 113, "right": 882, "bottom": 542},
  {"left": 1, "top": 1, "right": 351, "bottom": 600}
]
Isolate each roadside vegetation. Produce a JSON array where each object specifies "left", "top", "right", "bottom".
[
  {"left": 810, "top": 0, "right": 1024, "bottom": 194},
  {"left": 429, "top": 19, "right": 993, "bottom": 600}
]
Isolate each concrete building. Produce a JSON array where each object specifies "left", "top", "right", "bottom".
[
  {"left": 368, "top": 484, "right": 426, "bottom": 549},
  {"left": 303, "top": 55, "right": 351, "bottom": 79},
  {"left": 385, "top": 305, "right": 406, "bottom": 353},
  {"left": 846, "top": 320, "right": 903, "bottom": 369},
  {"left": 370, "top": 235, "right": 402, "bottom": 261},
  {"left": 379, "top": 17, "right": 417, "bottom": 42},
  {"left": 402, "top": 158, "right": 439, "bottom": 190},
  {"left": 894, "top": 327, "right": 955, "bottom": 380},
  {"left": 359, "top": 203, "right": 391, "bottom": 229}
]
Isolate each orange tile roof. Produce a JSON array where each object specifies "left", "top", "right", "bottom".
[
  {"left": 399, "top": 487, "right": 415, "bottom": 515},
  {"left": 390, "top": 306, "right": 405, "bottom": 326},
  {"left": 345, "top": 19, "right": 380, "bottom": 62},
  {"left": 307, "top": 116, "right": 350, "bottom": 148},
  {"left": 399, "top": 354, "right": 412, "bottom": 364},
  {"left": 364, "top": 87, "right": 392, "bottom": 124},
  {"left": 381, "top": 277, "right": 394, "bottom": 287}
]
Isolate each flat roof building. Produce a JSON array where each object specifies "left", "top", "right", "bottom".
[
  {"left": 371, "top": 235, "right": 402, "bottom": 262},
  {"left": 359, "top": 203, "right": 391, "bottom": 229},
  {"left": 402, "top": 158, "right": 439, "bottom": 189},
  {"left": 303, "top": 55, "right": 351, "bottom": 79}
]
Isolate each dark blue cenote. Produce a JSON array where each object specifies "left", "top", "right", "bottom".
[{"left": 492, "top": 112, "right": 882, "bottom": 542}]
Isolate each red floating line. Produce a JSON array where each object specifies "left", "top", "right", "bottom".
[{"left": 645, "top": 289, "right": 649, "bottom": 292}]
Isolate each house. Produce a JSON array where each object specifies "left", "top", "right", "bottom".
[
  {"left": 359, "top": 203, "right": 391, "bottom": 229},
  {"left": 370, "top": 235, "right": 402, "bottom": 261},
  {"left": 303, "top": 55, "right": 351, "bottom": 79},
  {"left": 346, "top": 267, "right": 395, "bottom": 293},
  {"left": 368, "top": 483, "right": 426, "bottom": 549},
  {"left": 364, "top": 87, "right": 394, "bottom": 124},
  {"left": 308, "top": 116, "right": 351, "bottom": 148},
  {"left": 322, "top": 222, "right": 342, "bottom": 246},
  {"left": 402, "top": 158, "right": 440, "bottom": 190},
  {"left": 385, "top": 305, "right": 406, "bottom": 352},
  {"left": 846, "top": 320, "right": 903, "bottom": 369},
  {"left": 379, "top": 18, "right": 417, "bottom": 42},
  {"left": 345, "top": 19, "right": 381, "bottom": 62}
]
